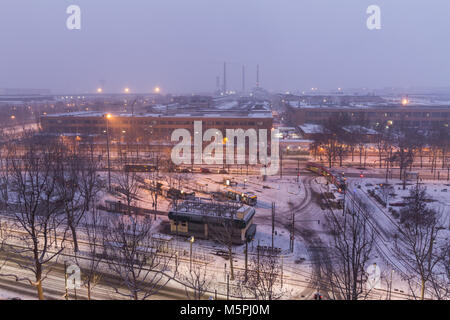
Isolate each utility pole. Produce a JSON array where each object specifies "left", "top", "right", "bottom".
[
  {"left": 244, "top": 240, "right": 248, "bottom": 282},
  {"left": 280, "top": 151, "right": 283, "bottom": 179},
  {"left": 64, "top": 261, "right": 69, "bottom": 300},
  {"left": 105, "top": 115, "right": 112, "bottom": 190},
  {"left": 257, "top": 240, "right": 260, "bottom": 283},
  {"left": 226, "top": 274, "right": 230, "bottom": 300},
  {"left": 271, "top": 202, "right": 275, "bottom": 250},
  {"left": 154, "top": 188, "right": 158, "bottom": 221},
  {"left": 290, "top": 210, "right": 295, "bottom": 253}
]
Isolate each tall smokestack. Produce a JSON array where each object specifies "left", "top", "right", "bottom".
[
  {"left": 256, "top": 64, "right": 260, "bottom": 88},
  {"left": 223, "top": 62, "right": 227, "bottom": 94},
  {"left": 242, "top": 65, "right": 246, "bottom": 93}
]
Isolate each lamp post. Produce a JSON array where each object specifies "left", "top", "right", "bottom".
[
  {"left": 105, "top": 114, "right": 112, "bottom": 190},
  {"left": 342, "top": 173, "right": 347, "bottom": 216},
  {"left": 189, "top": 236, "right": 195, "bottom": 272},
  {"left": 244, "top": 178, "right": 247, "bottom": 190}
]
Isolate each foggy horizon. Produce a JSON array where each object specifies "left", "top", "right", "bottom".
[{"left": 1, "top": 0, "right": 450, "bottom": 94}]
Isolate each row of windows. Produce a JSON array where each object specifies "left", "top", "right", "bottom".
[
  {"left": 305, "top": 111, "right": 449, "bottom": 118},
  {"left": 44, "top": 126, "right": 271, "bottom": 135},
  {"left": 310, "top": 119, "right": 448, "bottom": 127},
  {"left": 45, "top": 118, "right": 267, "bottom": 127}
]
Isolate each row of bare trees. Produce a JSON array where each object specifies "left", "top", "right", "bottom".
[
  {"left": 319, "top": 184, "right": 449, "bottom": 300},
  {"left": 311, "top": 115, "right": 449, "bottom": 176}
]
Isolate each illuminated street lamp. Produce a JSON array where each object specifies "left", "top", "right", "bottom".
[
  {"left": 10, "top": 115, "right": 16, "bottom": 120},
  {"left": 154, "top": 86, "right": 161, "bottom": 94},
  {"left": 189, "top": 236, "right": 195, "bottom": 271},
  {"left": 97, "top": 88, "right": 103, "bottom": 93},
  {"left": 401, "top": 98, "right": 409, "bottom": 106},
  {"left": 105, "top": 114, "right": 113, "bottom": 190},
  {"left": 124, "top": 87, "right": 130, "bottom": 93}
]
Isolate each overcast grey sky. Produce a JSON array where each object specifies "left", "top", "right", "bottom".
[{"left": 0, "top": 0, "right": 449, "bottom": 94}]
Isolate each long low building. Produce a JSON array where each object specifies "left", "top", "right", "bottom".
[
  {"left": 286, "top": 102, "right": 450, "bottom": 130},
  {"left": 40, "top": 110, "right": 273, "bottom": 142}
]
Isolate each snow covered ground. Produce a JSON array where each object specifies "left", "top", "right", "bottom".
[{"left": 4, "top": 168, "right": 447, "bottom": 299}]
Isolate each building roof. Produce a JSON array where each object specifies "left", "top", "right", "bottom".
[
  {"left": 168, "top": 200, "right": 255, "bottom": 226},
  {"left": 298, "top": 123, "right": 325, "bottom": 134},
  {"left": 42, "top": 110, "right": 273, "bottom": 119}
]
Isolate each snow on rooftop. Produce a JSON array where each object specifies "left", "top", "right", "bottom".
[
  {"left": 298, "top": 123, "right": 324, "bottom": 134},
  {"left": 216, "top": 101, "right": 239, "bottom": 110},
  {"left": 343, "top": 125, "right": 378, "bottom": 135}
]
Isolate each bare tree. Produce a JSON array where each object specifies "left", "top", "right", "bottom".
[
  {"left": 394, "top": 186, "right": 443, "bottom": 300},
  {"left": 54, "top": 144, "right": 84, "bottom": 253},
  {"left": 321, "top": 198, "right": 375, "bottom": 300},
  {"left": 114, "top": 160, "right": 141, "bottom": 215},
  {"left": 76, "top": 204, "right": 105, "bottom": 300},
  {"left": 1, "top": 139, "right": 66, "bottom": 300},
  {"left": 236, "top": 247, "right": 286, "bottom": 300},
  {"left": 429, "top": 238, "right": 450, "bottom": 300},
  {"left": 103, "top": 214, "right": 178, "bottom": 300},
  {"left": 177, "top": 253, "right": 213, "bottom": 300},
  {"left": 207, "top": 201, "right": 242, "bottom": 280}
]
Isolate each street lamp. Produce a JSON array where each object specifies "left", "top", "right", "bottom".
[
  {"left": 124, "top": 87, "right": 130, "bottom": 93},
  {"left": 342, "top": 173, "right": 347, "bottom": 216},
  {"left": 154, "top": 86, "right": 161, "bottom": 94},
  {"left": 97, "top": 88, "right": 103, "bottom": 94},
  {"left": 244, "top": 178, "right": 247, "bottom": 190},
  {"left": 105, "top": 114, "right": 112, "bottom": 190},
  {"left": 189, "top": 236, "right": 195, "bottom": 272}
]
